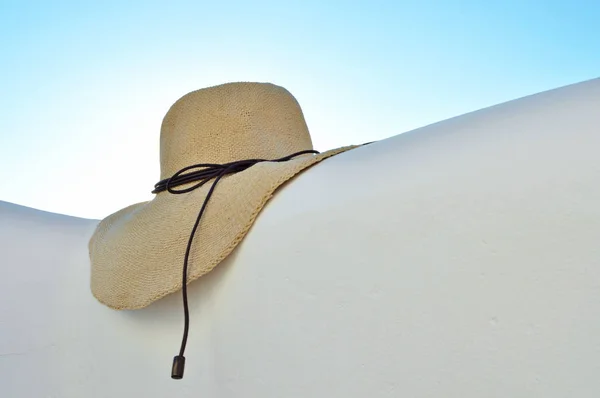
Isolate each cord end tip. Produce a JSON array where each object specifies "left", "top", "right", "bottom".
[{"left": 171, "top": 355, "right": 186, "bottom": 379}]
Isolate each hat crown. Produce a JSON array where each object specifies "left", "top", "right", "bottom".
[{"left": 159, "top": 82, "right": 314, "bottom": 179}]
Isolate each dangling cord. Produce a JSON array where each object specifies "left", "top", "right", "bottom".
[
  {"left": 170, "top": 171, "right": 226, "bottom": 379},
  {"left": 151, "top": 149, "right": 320, "bottom": 379}
]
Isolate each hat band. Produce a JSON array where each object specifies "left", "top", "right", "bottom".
[{"left": 153, "top": 149, "right": 320, "bottom": 379}]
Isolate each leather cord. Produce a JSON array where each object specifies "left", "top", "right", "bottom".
[{"left": 152, "top": 149, "right": 321, "bottom": 379}]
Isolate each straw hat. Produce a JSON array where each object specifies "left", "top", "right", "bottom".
[{"left": 89, "top": 82, "right": 362, "bottom": 311}]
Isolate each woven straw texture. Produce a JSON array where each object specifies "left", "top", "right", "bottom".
[{"left": 89, "top": 82, "right": 357, "bottom": 310}]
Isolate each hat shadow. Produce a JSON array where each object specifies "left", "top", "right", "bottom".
[{"left": 117, "top": 245, "right": 241, "bottom": 325}]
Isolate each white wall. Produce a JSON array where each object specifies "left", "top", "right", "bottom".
[{"left": 1, "top": 77, "right": 599, "bottom": 397}]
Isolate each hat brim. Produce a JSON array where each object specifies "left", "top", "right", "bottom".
[{"left": 89, "top": 145, "right": 358, "bottom": 310}]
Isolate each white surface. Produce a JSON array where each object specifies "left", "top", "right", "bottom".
[{"left": 1, "top": 78, "right": 600, "bottom": 397}]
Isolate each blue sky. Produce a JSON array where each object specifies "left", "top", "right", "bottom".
[{"left": 1, "top": 0, "right": 599, "bottom": 219}]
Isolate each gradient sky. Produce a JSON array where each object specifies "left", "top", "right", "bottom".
[{"left": 1, "top": 0, "right": 599, "bottom": 219}]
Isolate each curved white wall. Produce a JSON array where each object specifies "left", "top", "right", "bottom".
[{"left": 1, "top": 78, "right": 599, "bottom": 397}]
